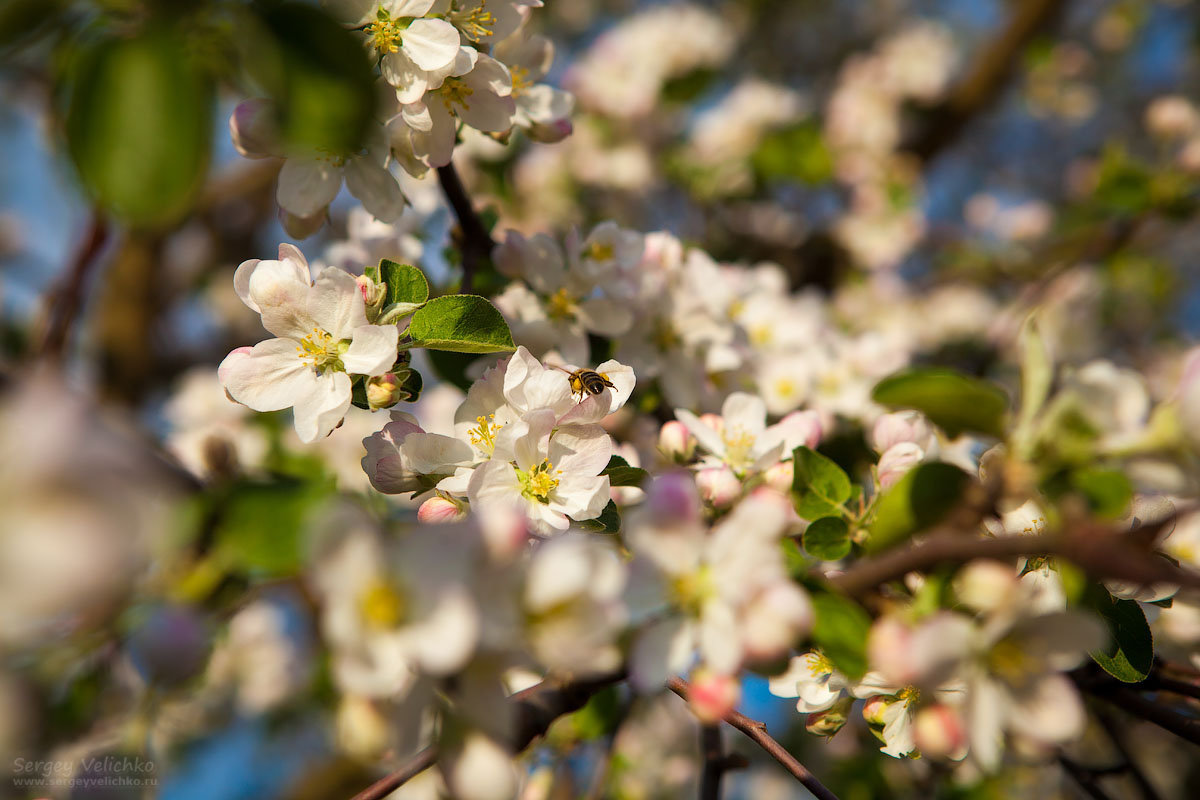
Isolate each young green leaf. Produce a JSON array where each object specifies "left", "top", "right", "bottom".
[
  {"left": 378, "top": 259, "right": 429, "bottom": 307},
  {"left": 578, "top": 500, "right": 621, "bottom": 534},
  {"left": 1082, "top": 584, "right": 1154, "bottom": 683},
  {"left": 803, "top": 517, "right": 852, "bottom": 561},
  {"left": 408, "top": 295, "right": 516, "bottom": 354},
  {"left": 867, "top": 463, "right": 971, "bottom": 553},
  {"left": 811, "top": 592, "right": 871, "bottom": 680},
  {"left": 871, "top": 368, "right": 1009, "bottom": 439},
  {"left": 602, "top": 455, "right": 650, "bottom": 488},
  {"left": 66, "top": 28, "right": 214, "bottom": 228},
  {"left": 791, "top": 446, "right": 851, "bottom": 519}
]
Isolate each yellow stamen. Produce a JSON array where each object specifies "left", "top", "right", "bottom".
[
  {"left": 360, "top": 579, "right": 406, "bottom": 629},
  {"left": 468, "top": 414, "right": 503, "bottom": 454}
]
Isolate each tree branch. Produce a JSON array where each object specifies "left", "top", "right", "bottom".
[
  {"left": 828, "top": 512, "right": 1200, "bottom": 599},
  {"left": 699, "top": 724, "right": 724, "bottom": 800},
  {"left": 37, "top": 211, "right": 109, "bottom": 359},
  {"left": 1094, "top": 708, "right": 1162, "bottom": 800},
  {"left": 349, "top": 670, "right": 625, "bottom": 800},
  {"left": 1058, "top": 755, "right": 1117, "bottom": 800},
  {"left": 437, "top": 161, "right": 494, "bottom": 294},
  {"left": 1080, "top": 681, "right": 1200, "bottom": 748},
  {"left": 900, "top": 0, "right": 1068, "bottom": 161},
  {"left": 667, "top": 677, "right": 840, "bottom": 800}
]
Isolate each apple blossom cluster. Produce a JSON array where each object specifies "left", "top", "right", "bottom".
[{"left": 230, "top": 0, "right": 573, "bottom": 235}]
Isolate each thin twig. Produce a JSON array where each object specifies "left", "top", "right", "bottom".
[
  {"left": 667, "top": 677, "right": 840, "bottom": 800},
  {"left": 1058, "top": 755, "right": 1117, "bottom": 800},
  {"left": 1095, "top": 708, "right": 1162, "bottom": 800},
  {"left": 349, "top": 670, "right": 625, "bottom": 800},
  {"left": 699, "top": 724, "right": 723, "bottom": 800},
  {"left": 1147, "top": 674, "right": 1200, "bottom": 703},
  {"left": 37, "top": 212, "right": 109, "bottom": 359},
  {"left": 436, "top": 161, "right": 494, "bottom": 294},
  {"left": 1083, "top": 685, "right": 1200, "bottom": 747},
  {"left": 350, "top": 746, "right": 437, "bottom": 800}
]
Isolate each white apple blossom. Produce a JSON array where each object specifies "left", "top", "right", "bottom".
[
  {"left": 768, "top": 652, "right": 851, "bottom": 714},
  {"left": 219, "top": 245, "right": 400, "bottom": 442},
  {"left": 675, "top": 392, "right": 820, "bottom": 476}
]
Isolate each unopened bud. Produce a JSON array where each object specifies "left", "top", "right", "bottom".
[
  {"left": 229, "top": 98, "right": 281, "bottom": 159},
  {"left": 645, "top": 471, "right": 702, "bottom": 522},
  {"left": 527, "top": 118, "right": 573, "bottom": 144},
  {"left": 688, "top": 668, "right": 740, "bottom": 724},
  {"left": 695, "top": 466, "right": 741, "bottom": 508},
  {"left": 862, "top": 694, "right": 896, "bottom": 727},
  {"left": 356, "top": 274, "right": 387, "bottom": 314},
  {"left": 877, "top": 442, "right": 924, "bottom": 489},
  {"left": 418, "top": 495, "right": 467, "bottom": 524},
  {"left": 336, "top": 695, "right": 391, "bottom": 760},
  {"left": 763, "top": 460, "right": 794, "bottom": 493},
  {"left": 913, "top": 703, "right": 968, "bottom": 759},
  {"left": 806, "top": 696, "right": 852, "bottom": 736},
  {"left": 658, "top": 420, "right": 696, "bottom": 462},
  {"left": 871, "top": 411, "right": 932, "bottom": 453},
  {"left": 954, "top": 560, "right": 1017, "bottom": 613},
  {"left": 367, "top": 372, "right": 407, "bottom": 410}
]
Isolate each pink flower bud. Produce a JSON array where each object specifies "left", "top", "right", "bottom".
[
  {"left": 695, "top": 466, "right": 741, "bottom": 508},
  {"left": 806, "top": 696, "right": 852, "bottom": 736},
  {"left": 366, "top": 373, "right": 407, "bottom": 410},
  {"left": 527, "top": 118, "right": 574, "bottom": 144},
  {"left": 779, "top": 410, "right": 822, "bottom": 450},
  {"left": 871, "top": 411, "right": 931, "bottom": 453},
  {"left": 418, "top": 495, "right": 467, "bottom": 524},
  {"left": 913, "top": 703, "right": 968, "bottom": 758},
  {"left": 687, "top": 669, "right": 740, "bottom": 724},
  {"left": 763, "top": 460, "right": 794, "bottom": 493},
  {"left": 877, "top": 442, "right": 924, "bottom": 489},
  {"left": 954, "top": 560, "right": 1017, "bottom": 613},
  {"left": 645, "top": 471, "right": 702, "bottom": 522},
  {"left": 356, "top": 274, "right": 387, "bottom": 312},
  {"left": 658, "top": 420, "right": 696, "bottom": 462},
  {"left": 229, "top": 98, "right": 281, "bottom": 159},
  {"left": 861, "top": 694, "right": 893, "bottom": 727},
  {"left": 868, "top": 617, "right": 917, "bottom": 686},
  {"left": 741, "top": 582, "right": 813, "bottom": 661},
  {"left": 480, "top": 505, "right": 531, "bottom": 560}
]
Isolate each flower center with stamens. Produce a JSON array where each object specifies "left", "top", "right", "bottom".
[
  {"left": 509, "top": 65, "right": 531, "bottom": 96},
  {"left": 987, "top": 637, "right": 1030, "bottom": 684},
  {"left": 296, "top": 328, "right": 347, "bottom": 374},
  {"left": 450, "top": 2, "right": 495, "bottom": 42},
  {"left": 807, "top": 652, "right": 834, "bottom": 677},
  {"left": 366, "top": 9, "right": 412, "bottom": 54},
  {"left": 652, "top": 318, "right": 681, "bottom": 351},
  {"left": 359, "top": 579, "right": 407, "bottom": 629},
  {"left": 468, "top": 414, "right": 503, "bottom": 454},
  {"left": 440, "top": 78, "right": 475, "bottom": 112},
  {"left": 546, "top": 288, "right": 577, "bottom": 320},
  {"left": 586, "top": 240, "right": 615, "bottom": 262},
  {"left": 517, "top": 460, "right": 560, "bottom": 503},
  {"left": 670, "top": 566, "right": 716, "bottom": 615},
  {"left": 722, "top": 425, "right": 755, "bottom": 468}
]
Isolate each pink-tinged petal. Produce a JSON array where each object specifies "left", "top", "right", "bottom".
[
  {"left": 548, "top": 424, "right": 612, "bottom": 476},
  {"left": 292, "top": 371, "right": 352, "bottom": 443},
  {"left": 250, "top": 259, "right": 316, "bottom": 339},
  {"left": 675, "top": 409, "right": 725, "bottom": 458},
  {"left": 402, "top": 18, "right": 461, "bottom": 71},
  {"left": 630, "top": 616, "right": 694, "bottom": 691},
  {"left": 344, "top": 159, "right": 406, "bottom": 224},
  {"left": 277, "top": 158, "right": 342, "bottom": 219},
  {"left": 342, "top": 324, "right": 399, "bottom": 376},
  {"left": 465, "top": 54, "right": 513, "bottom": 98},
  {"left": 595, "top": 360, "right": 635, "bottom": 411},
  {"left": 576, "top": 297, "right": 633, "bottom": 337},
  {"left": 362, "top": 423, "right": 422, "bottom": 494},
  {"left": 402, "top": 432, "right": 474, "bottom": 474},
  {"left": 308, "top": 267, "right": 368, "bottom": 338},
  {"left": 229, "top": 98, "right": 281, "bottom": 159},
  {"left": 233, "top": 258, "right": 262, "bottom": 312},
  {"left": 219, "top": 339, "right": 316, "bottom": 412}
]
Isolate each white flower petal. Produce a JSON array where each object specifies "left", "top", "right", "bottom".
[
  {"left": 402, "top": 18, "right": 461, "bottom": 71},
  {"left": 308, "top": 267, "right": 369, "bottom": 339},
  {"left": 219, "top": 340, "right": 318, "bottom": 412},
  {"left": 277, "top": 157, "right": 342, "bottom": 219},
  {"left": 342, "top": 324, "right": 399, "bottom": 376},
  {"left": 292, "top": 371, "right": 352, "bottom": 443}
]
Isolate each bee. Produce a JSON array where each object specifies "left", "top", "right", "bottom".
[{"left": 550, "top": 364, "right": 615, "bottom": 401}]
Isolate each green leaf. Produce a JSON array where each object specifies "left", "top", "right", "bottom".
[
  {"left": 803, "top": 517, "right": 852, "bottom": 561},
  {"left": 1015, "top": 315, "right": 1052, "bottom": 449},
  {"left": 791, "top": 446, "right": 851, "bottom": 519},
  {"left": 409, "top": 295, "right": 516, "bottom": 354},
  {"left": 752, "top": 122, "right": 834, "bottom": 185},
  {"left": 868, "top": 463, "right": 971, "bottom": 553},
  {"left": 378, "top": 259, "right": 429, "bottom": 307},
  {"left": 782, "top": 538, "right": 810, "bottom": 580},
  {"left": 213, "top": 479, "right": 333, "bottom": 576},
  {"left": 1082, "top": 584, "right": 1154, "bottom": 683},
  {"left": 1070, "top": 468, "right": 1132, "bottom": 519},
  {"left": 65, "top": 28, "right": 214, "bottom": 228},
  {"left": 250, "top": 2, "right": 378, "bottom": 154},
  {"left": 601, "top": 455, "right": 649, "bottom": 488},
  {"left": 578, "top": 500, "right": 621, "bottom": 534},
  {"left": 871, "top": 368, "right": 1009, "bottom": 439},
  {"left": 811, "top": 592, "right": 871, "bottom": 680}
]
